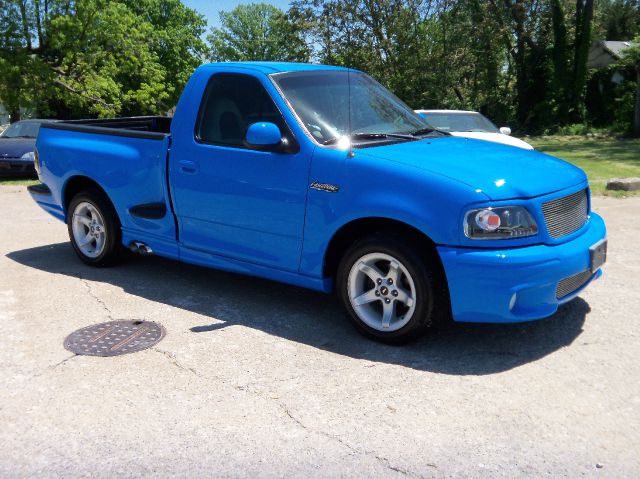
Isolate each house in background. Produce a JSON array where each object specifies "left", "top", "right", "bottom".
[
  {"left": 588, "top": 41, "right": 633, "bottom": 66},
  {"left": 588, "top": 40, "right": 633, "bottom": 81},
  {"left": 586, "top": 40, "right": 634, "bottom": 127}
]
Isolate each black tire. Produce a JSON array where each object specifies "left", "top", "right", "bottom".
[
  {"left": 337, "top": 234, "right": 438, "bottom": 344},
  {"left": 67, "top": 188, "right": 122, "bottom": 267}
]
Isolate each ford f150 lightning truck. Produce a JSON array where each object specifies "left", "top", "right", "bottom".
[{"left": 29, "top": 62, "right": 607, "bottom": 343}]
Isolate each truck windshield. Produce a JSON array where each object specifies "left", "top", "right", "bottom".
[
  {"left": 272, "top": 70, "right": 429, "bottom": 146},
  {"left": 422, "top": 112, "right": 499, "bottom": 133},
  {"left": 1, "top": 121, "right": 42, "bottom": 138}
]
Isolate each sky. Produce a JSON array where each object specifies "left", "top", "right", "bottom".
[{"left": 182, "top": 0, "right": 293, "bottom": 29}]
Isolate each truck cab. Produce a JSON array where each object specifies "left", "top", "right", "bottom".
[{"left": 29, "top": 62, "right": 607, "bottom": 343}]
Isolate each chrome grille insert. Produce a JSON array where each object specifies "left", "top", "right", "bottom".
[
  {"left": 542, "top": 189, "right": 588, "bottom": 239},
  {"left": 556, "top": 270, "right": 593, "bottom": 299}
]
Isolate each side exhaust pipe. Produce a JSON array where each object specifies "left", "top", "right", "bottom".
[{"left": 129, "top": 241, "right": 153, "bottom": 256}]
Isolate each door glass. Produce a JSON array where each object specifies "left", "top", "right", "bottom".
[{"left": 196, "top": 73, "right": 287, "bottom": 147}]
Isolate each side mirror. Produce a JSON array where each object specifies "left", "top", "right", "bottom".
[
  {"left": 245, "top": 122, "right": 282, "bottom": 150},
  {"left": 500, "top": 126, "right": 511, "bottom": 136}
]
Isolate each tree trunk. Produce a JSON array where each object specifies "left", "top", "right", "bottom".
[
  {"left": 634, "top": 66, "right": 640, "bottom": 137},
  {"left": 9, "top": 107, "right": 21, "bottom": 124},
  {"left": 17, "top": 0, "right": 32, "bottom": 49},
  {"left": 551, "top": 0, "right": 568, "bottom": 122},
  {"left": 510, "top": 2, "right": 529, "bottom": 126},
  {"left": 570, "top": 0, "right": 594, "bottom": 122}
]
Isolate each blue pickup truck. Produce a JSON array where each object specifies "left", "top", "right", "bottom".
[{"left": 29, "top": 62, "right": 607, "bottom": 343}]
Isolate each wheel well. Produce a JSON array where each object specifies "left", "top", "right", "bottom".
[
  {"left": 64, "top": 176, "right": 102, "bottom": 210},
  {"left": 324, "top": 217, "right": 452, "bottom": 323},
  {"left": 63, "top": 176, "right": 112, "bottom": 217},
  {"left": 323, "top": 217, "right": 439, "bottom": 278}
]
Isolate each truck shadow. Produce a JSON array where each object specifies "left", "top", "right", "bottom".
[{"left": 7, "top": 242, "right": 590, "bottom": 376}]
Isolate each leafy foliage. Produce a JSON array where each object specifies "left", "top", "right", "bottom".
[
  {"left": 614, "top": 34, "right": 640, "bottom": 134},
  {"left": 0, "top": 0, "right": 206, "bottom": 120},
  {"left": 208, "top": 3, "right": 309, "bottom": 62},
  {"left": 593, "top": 0, "right": 640, "bottom": 40},
  {"left": 290, "top": 0, "right": 640, "bottom": 134},
  {"left": 1, "top": 0, "right": 638, "bottom": 135}
]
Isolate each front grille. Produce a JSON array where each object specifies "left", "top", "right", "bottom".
[
  {"left": 542, "top": 189, "right": 588, "bottom": 239},
  {"left": 556, "top": 270, "right": 592, "bottom": 299}
]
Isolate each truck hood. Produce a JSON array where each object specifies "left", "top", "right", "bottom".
[
  {"left": 0, "top": 137, "right": 36, "bottom": 158},
  {"left": 359, "top": 136, "right": 587, "bottom": 200}
]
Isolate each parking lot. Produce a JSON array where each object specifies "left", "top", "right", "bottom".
[{"left": 1, "top": 184, "right": 639, "bottom": 478}]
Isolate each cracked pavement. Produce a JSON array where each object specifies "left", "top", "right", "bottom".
[{"left": 1, "top": 185, "right": 639, "bottom": 478}]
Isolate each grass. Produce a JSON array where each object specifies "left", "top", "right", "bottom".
[
  {"left": 2, "top": 136, "right": 639, "bottom": 196},
  {"left": 0, "top": 177, "right": 39, "bottom": 186},
  {"left": 528, "top": 136, "right": 640, "bottom": 197}
]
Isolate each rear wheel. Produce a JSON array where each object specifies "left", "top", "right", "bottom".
[
  {"left": 337, "top": 235, "right": 437, "bottom": 344},
  {"left": 67, "top": 189, "right": 122, "bottom": 266}
]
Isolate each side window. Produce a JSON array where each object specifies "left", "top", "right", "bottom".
[{"left": 196, "top": 73, "right": 289, "bottom": 148}]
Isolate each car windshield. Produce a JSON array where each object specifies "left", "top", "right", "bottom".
[
  {"left": 272, "top": 70, "right": 430, "bottom": 145},
  {"left": 0, "top": 121, "right": 42, "bottom": 138},
  {"left": 421, "top": 112, "right": 498, "bottom": 133}
]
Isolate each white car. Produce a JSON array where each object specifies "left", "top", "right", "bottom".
[{"left": 415, "top": 110, "right": 533, "bottom": 150}]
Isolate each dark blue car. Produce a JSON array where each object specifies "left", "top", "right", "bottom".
[{"left": 0, "top": 120, "right": 49, "bottom": 176}]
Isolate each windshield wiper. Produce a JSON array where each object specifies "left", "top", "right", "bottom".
[
  {"left": 410, "top": 127, "right": 451, "bottom": 137},
  {"left": 322, "top": 132, "right": 415, "bottom": 145},
  {"left": 410, "top": 127, "right": 435, "bottom": 136}
]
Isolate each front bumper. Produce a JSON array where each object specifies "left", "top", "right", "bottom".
[
  {"left": 0, "top": 158, "right": 36, "bottom": 176},
  {"left": 438, "top": 212, "right": 606, "bottom": 323}
]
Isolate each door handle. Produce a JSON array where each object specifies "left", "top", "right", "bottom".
[{"left": 178, "top": 160, "right": 198, "bottom": 174}]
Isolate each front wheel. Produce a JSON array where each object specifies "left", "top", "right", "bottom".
[
  {"left": 67, "top": 189, "right": 122, "bottom": 267},
  {"left": 337, "top": 235, "right": 436, "bottom": 344}
]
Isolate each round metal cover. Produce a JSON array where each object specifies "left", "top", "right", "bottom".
[{"left": 64, "top": 320, "right": 165, "bottom": 356}]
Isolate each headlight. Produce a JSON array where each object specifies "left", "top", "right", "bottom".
[
  {"left": 21, "top": 151, "right": 35, "bottom": 162},
  {"left": 464, "top": 206, "right": 538, "bottom": 239}
]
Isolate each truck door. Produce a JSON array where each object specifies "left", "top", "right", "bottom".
[{"left": 169, "top": 71, "right": 311, "bottom": 272}]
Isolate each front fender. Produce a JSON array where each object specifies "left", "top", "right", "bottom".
[{"left": 299, "top": 146, "right": 486, "bottom": 277}]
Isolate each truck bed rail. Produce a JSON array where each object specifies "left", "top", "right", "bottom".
[{"left": 41, "top": 116, "right": 171, "bottom": 140}]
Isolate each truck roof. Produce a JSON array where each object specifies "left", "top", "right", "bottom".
[{"left": 200, "top": 62, "right": 357, "bottom": 74}]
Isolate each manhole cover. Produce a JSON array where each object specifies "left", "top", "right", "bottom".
[{"left": 64, "top": 320, "right": 165, "bottom": 356}]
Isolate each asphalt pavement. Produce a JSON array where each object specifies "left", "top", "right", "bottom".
[{"left": 1, "top": 185, "right": 638, "bottom": 478}]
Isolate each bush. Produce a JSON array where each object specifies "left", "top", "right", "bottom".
[
  {"left": 612, "top": 82, "right": 636, "bottom": 136},
  {"left": 541, "top": 123, "right": 613, "bottom": 136}
]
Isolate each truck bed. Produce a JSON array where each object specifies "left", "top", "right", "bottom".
[
  {"left": 35, "top": 115, "right": 177, "bottom": 257},
  {"left": 42, "top": 116, "right": 171, "bottom": 140}
]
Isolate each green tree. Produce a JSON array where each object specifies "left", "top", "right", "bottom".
[
  {"left": 571, "top": 0, "right": 595, "bottom": 121},
  {"left": 292, "top": 0, "right": 637, "bottom": 132},
  {"left": 0, "top": 0, "right": 43, "bottom": 121},
  {"left": 121, "top": 0, "right": 207, "bottom": 110},
  {"left": 290, "top": 0, "right": 513, "bottom": 121},
  {"left": 290, "top": 0, "right": 439, "bottom": 106},
  {"left": 0, "top": 0, "right": 206, "bottom": 121},
  {"left": 208, "top": 3, "right": 309, "bottom": 62},
  {"left": 616, "top": 35, "right": 640, "bottom": 135},
  {"left": 593, "top": 0, "right": 640, "bottom": 40}
]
